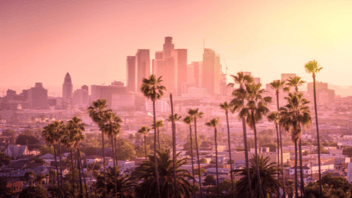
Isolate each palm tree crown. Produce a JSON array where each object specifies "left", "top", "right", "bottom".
[
  {"left": 284, "top": 76, "right": 306, "bottom": 92},
  {"left": 141, "top": 74, "right": 166, "bottom": 101},
  {"left": 132, "top": 149, "right": 194, "bottom": 198}
]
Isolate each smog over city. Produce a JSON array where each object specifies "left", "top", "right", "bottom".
[{"left": 1, "top": 1, "right": 352, "bottom": 197}]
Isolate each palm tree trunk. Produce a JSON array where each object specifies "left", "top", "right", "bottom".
[
  {"left": 276, "top": 90, "right": 285, "bottom": 198},
  {"left": 299, "top": 139, "right": 304, "bottom": 197},
  {"left": 241, "top": 117, "right": 252, "bottom": 198},
  {"left": 225, "top": 110, "right": 234, "bottom": 197},
  {"left": 294, "top": 140, "right": 298, "bottom": 198},
  {"left": 58, "top": 143, "right": 63, "bottom": 193},
  {"left": 189, "top": 125, "right": 196, "bottom": 198},
  {"left": 102, "top": 131, "right": 106, "bottom": 196},
  {"left": 53, "top": 146, "right": 61, "bottom": 197},
  {"left": 70, "top": 149, "right": 75, "bottom": 197},
  {"left": 79, "top": 150, "right": 88, "bottom": 198},
  {"left": 77, "top": 148, "right": 83, "bottom": 198},
  {"left": 144, "top": 135, "right": 147, "bottom": 160},
  {"left": 111, "top": 137, "right": 117, "bottom": 198},
  {"left": 313, "top": 74, "right": 323, "bottom": 195},
  {"left": 275, "top": 123, "right": 280, "bottom": 198},
  {"left": 158, "top": 128, "right": 160, "bottom": 151},
  {"left": 170, "top": 93, "right": 177, "bottom": 198},
  {"left": 153, "top": 99, "right": 162, "bottom": 198},
  {"left": 214, "top": 127, "right": 220, "bottom": 198},
  {"left": 194, "top": 118, "right": 203, "bottom": 198},
  {"left": 252, "top": 112, "right": 263, "bottom": 198}
]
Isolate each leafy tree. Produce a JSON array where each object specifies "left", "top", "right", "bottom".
[
  {"left": 39, "top": 145, "right": 54, "bottom": 155},
  {"left": 19, "top": 185, "right": 48, "bottom": 198},
  {"left": 132, "top": 149, "right": 194, "bottom": 198},
  {"left": 194, "top": 168, "right": 207, "bottom": 176},
  {"left": 0, "top": 152, "right": 11, "bottom": 166},
  {"left": 16, "top": 133, "right": 39, "bottom": 145},
  {"left": 2, "top": 129, "right": 16, "bottom": 143},
  {"left": 0, "top": 177, "right": 11, "bottom": 198},
  {"left": 24, "top": 171, "right": 37, "bottom": 184},
  {"left": 199, "top": 158, "right": 208, "bottom": 163},
  {"left": 36, "top": 174, "right": 46, "bottom": 184},
  {"left": 34, "top": 158, "right": 45, "bottom": 164},
  {"left": 204, "top": 175, "right": 216, "bottom": 186},
  {"left": 233, "top": 155, "right": 282, "bottom": 198},
  {"left": 115, "top": 140, "right": 137, "bottom": 160}
]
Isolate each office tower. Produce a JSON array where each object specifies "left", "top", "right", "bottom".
[
  {"left": 28, "top": 83, "right": 48, "bottom": 109},
  {"left": 73, "top": 85, "right": 89, "bottom": 107},
  {"left": 281, "top": 73, "right": 296, "bottom": 82},
  {"left": 187, "top": 64, "right": 195, "bottom": 85},
  {"left": 151, "top": 37, "right": 188, "bottom": 96},
  {"left": 202, "top": 48, "right": 221, "bottom": 96},
  {"left": 175, "top": 49, "right": 187, "bottom": 95},
  {"left": 307, "top": 81, "right": 334, "bottom": 104},
  {"left": 193, "top": 61, "right": 202, "bottom": 88},
  {"left": 135, "top": 49, "right": 150, "bottom": 93},
  {"left": 126, "top": 56, "right": 136, "bottom": 92},
  {"left": 62, "top": 73, "right": 73, "bottom": 100}
]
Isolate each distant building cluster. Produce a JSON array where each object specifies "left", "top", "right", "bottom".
[{"left": 126, "top": 37, "right": 229, "bottom": 99}]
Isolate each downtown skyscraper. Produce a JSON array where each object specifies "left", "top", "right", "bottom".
[{"left": 126, "top": 50, "right": 150, "bottom": 93}]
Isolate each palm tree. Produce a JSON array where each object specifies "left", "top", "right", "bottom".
[
  {"left": 42, "top": 121, "right": 65, "bottom": 197},
  {"left": 238, "top": 83, "right": 272, "bottom": 198},
  {"left": 228, "top": 71, "right": 253, "bottom": 198},
  {"left": 269, "top": 79, "right": 286, "bottom": 197},
  {"left": 67, "top": 116, "right": 86, "bottom": 198},
  {"left": 138, "top": 126, "right": 150, "bottom": 160},
  {"left": 167, "top": 111, "right": 181, "bottom": 198},
  {"left": 100, "top": 111, "right": 122, "bottom": 198},
  {"left": 183, "top": 115, "right": 196, "bottom": 197},
  {"left": 152, "top": 120, "right": 164, "bottom": 150},
  {"left": 304, "top": 59, "right": 323, "bottom": 195},
  {"left": 233, "top": 155, "right": 282, "bottom": 198},
  {"left": 61, "top": 126, "right": 76, "bottom": 197},
  {"left": 205, "top": 118, "right": 220, "bottom": 198},
  {"left": 88, "top": 99, "right": 110, "bottom": 196},
  {"left": 132, "top": 148, "right": 194, "bottom": 198},
  {"left": 94, "top": 166, "right": 133, "bottom": 198},
  {"left": 188, "top": 108, "right": 204, "bottom": 198},
  {"left": 279, "top": 92, "right": 312, "bottom": 198},
  {"left": 219, "top": 101, "right": 235, "bottom": 197},
  {"left": 141, "top": 74, "right": 166, "bottom": 198},
  {"left": 284, "top": 76, "right": 306, "bottom": 196}
]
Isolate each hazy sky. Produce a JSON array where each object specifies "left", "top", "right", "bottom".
[{"left": 1, "top": 0, "right": 352, "bottom": 96}]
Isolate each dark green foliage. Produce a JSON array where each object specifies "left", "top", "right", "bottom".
[
  {"left": 16, "top": 133, "right": 39, "bottom": 145},
  {"left": 0, "top": 152, "right": 11, "bottom": 166},
  {"left": 305, "top": 174, "right": 352, "bottom": 198},
  {"left": 233, "top": 155, "right": 282, "bottom": 198},
  {"left": 0, "top": 177, "right": 11, "bottom": 198},
  {"left": 204, "top": 175, "right": 216, "bottom": 186},
  {"left": 132, "top": 149, "right": 194, "bottom": 198},
  {"left": 19, "top": 185, "right": 48, "bottom": 198}
]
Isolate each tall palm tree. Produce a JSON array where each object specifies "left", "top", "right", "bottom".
[
  {"left": 188, "top": 108, "right": 204, "bottom": 198},
  {"left": 269, "top": 79, "right": 286, "bottom": 197},
  {"left": 138, "top": 126, "right": 150, "bottom": 160},
  {"left": 141, "top": 74, "right": 166, "bottom": 198},
  {"left": 239, "top": 83, "right": 272, "bottom": 198},
  {"left": 183, "top": 116, "right": 196, "bottom": 197},
  {"left": 88, "top": 99, "right": 110, "bottom": 196},
  {"left": 233, "top": 155, "right": 282, "bottom": 198},
  {"left": 100, "top": 111, "right": 122, "bottom": 198},
  {"left": 67, "top": 116, "right": 86, "bottom": 198},
  {"left": 42, "top": 121, "right": 65, "bottom": 197},
  {"left": 152, "top": 120, "right": 164, "bottom": 150},
  {"left": 279, "top": 92, "right": 312, "bottom": 198},
  {"left": 205, "top": 118, "right": 220, "bottom": 198},
  {"left": 228, "top": 71, "right": 253, "bottom": 198},
  {"left": 132, "top": 149, "right": 194, "bottom": 198},
  {"left": 167, "top": 111, "right": 181, "bottom": 198},
  {"left": 285, "top": 76, "right": 306, "bottom": 196},
  {"left": 219, "top": 102, "right": 235, "bottom": 197},
  {"left": 61, "top": 125, "right": 76, "bottom": 197},
  {"left": 304, "top": 59, "right": 323, "bottom": 195}
]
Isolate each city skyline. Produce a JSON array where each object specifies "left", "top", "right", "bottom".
[{"left": 2, "top": 0, "right": 352, "bottom": 96}]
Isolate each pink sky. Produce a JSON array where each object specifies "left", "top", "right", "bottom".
[{"left": 1, "top": 0, "right": 352, "bottom": 96}]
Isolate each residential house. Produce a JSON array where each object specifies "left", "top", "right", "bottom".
[{"left": 3, "top": 144, "right": 30, "bottom": 159}]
